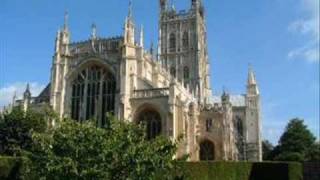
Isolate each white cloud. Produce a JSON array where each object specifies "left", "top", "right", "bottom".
[
  {"left": 0, "top": 82, "right": 46, "bottom": 109},
  {"left": 288, "top": 0, "right": 319, "bottom": 63}
]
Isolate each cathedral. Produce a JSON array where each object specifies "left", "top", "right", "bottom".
[{"left": 11, "top": 0, "right": 262, "bottom": 161}]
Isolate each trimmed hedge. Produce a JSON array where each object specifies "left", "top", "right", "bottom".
[
  {"left": 0, "top": 156, "right": 32, "bottom": 180},
  {"left": 175, "top": 161, "right": 303, "bottom": 180},
  {"left": 0, "top": 157, "right": 303, "bottom": 180}
]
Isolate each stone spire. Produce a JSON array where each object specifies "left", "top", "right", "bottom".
[
  {"left": 247, "top": 65, "right": 259, "bottom": 95},
  {"left": 248, "top": 65, "right": 257, "bottom": 85},
  {"left": 23, "top": 83, "right": 31, "bottom": 99}
]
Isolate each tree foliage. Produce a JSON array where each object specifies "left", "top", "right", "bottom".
[
  {"left": 262, "top": 140, "right": 273, "bottom": 161},
  {"left": 29, "top": 117, "right": 179, "bottom": 179},
  {"left": 270, "top": 118, "right": 318, "bottom": 162},
  {"left": 0, "top": 108, "right": 48, "bottom": 156}
]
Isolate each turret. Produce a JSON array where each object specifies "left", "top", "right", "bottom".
[
  {"left": 54, "top": 11, "right": 70, "bottom": 55},
  {"left": 245, "top": 65, "right": 262, "bottom": 161},
  {"left": 23, "top": 83, "right": 32, "bottom": 112},
  {"left": 159, "top": 0, "right": 167, "bottom": 12}
]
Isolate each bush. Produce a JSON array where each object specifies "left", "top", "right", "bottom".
[
  {"left": 0, "top": 156, "right": 33, "bottom": 180},
  {"left": 29, "top": 118, "right": 178, "bottom": 179}
]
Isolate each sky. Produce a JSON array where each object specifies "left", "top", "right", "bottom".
[{"left": 0, "top": 0, "right": 319, "bottom": 144}]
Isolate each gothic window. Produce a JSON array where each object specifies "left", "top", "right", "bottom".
[
  {"left": 71, "top": 65, "right": 116, "bottom": 126},
  {"left": 137, "top": 109, "right": 162, "bottom": 139},
  {"left": 200, "top": 140, "right": 215, "bottom": 161},
  {"left": 183, "top": 66, "right": 190, "bottom": 85},
  {"left": 182, "top": 31, "right": 189, "bottom": 49},
  {"left": 169, "top": 33, "right": 176, "bottom": 52},
  {"left": 236, "top": 116, "right": 244, "bottom": 137},
  {"left": 206, "top": 118, "right": 212, "bottom": 132},
  {"left": 170, "top": 66, "right": 176, "bottom": 78}
]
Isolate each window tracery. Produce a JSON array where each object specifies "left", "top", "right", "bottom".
[{"left": 71, "top": 65, "right": 116, "bottom": 126}]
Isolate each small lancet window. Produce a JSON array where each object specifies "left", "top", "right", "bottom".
[
  {"left": 206, "top": 118, "right": 213, "bottom": 132},
  {"left": 169, "top": 33, "right": 176, "bottom": 52},
  {"left": 182, "top": 31, "right": 189, "bottom": 49},
  {"left": 184, "top": 66, "right": 190, "bottom": 80}
]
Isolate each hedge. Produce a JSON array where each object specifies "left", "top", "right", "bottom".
[
  {"left": 174, "top": 161, "right": 303, "bottom": 180},
  {"left": 0, "top": 156, "right": 32, "bottom": 180},
  {"left": 0, "top": 157, "right": 302, "bottom": 180}
]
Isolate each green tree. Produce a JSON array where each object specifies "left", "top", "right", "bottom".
[
  {"left": 0, "top": 108, "right": 48, "bottom": 156},
  {"left": 273, "top": 118, "right": 316, "bottom": 161},
  {"left": 29, "top": 117, "right": 180, "bottom": 179},
  {"left": 262, "top": 140, "right": 274, "bottom": 161},
  {"left": 306, "top": 141, "right": 320, "bottom": 162}
]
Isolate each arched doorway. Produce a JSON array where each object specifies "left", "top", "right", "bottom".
[
  {"left": 199, "top": 140, "right": 215, "bottom": 161},
  {"left": 137, "top": 109, "right": 162, "bottom": 139},
  {"left": 70, "top": 64, "right": 116, "bottom": 126}
]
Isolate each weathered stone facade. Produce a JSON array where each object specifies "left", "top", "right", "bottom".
[{"left": 12, "top": 0, "right": 262, "bottom": 161}]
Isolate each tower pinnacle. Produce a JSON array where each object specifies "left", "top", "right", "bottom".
[
  {"left": 247, "top": 65, "right": 259, "bottom": 95},
  {"left": 64, "top": 11, "right": 69, "bottom": 31},
  {"left": 128, "top": 0, "right": 133, "bottom": 19},
  {"left": 91, "top": 23, "right": 97, "bottom": 39},
  {"left": 248, "top": 64, "right": 257, "bottom": 85}
]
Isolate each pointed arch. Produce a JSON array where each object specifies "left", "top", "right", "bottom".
[
  {"left": 199, "top": 139, "right": 215, "bottom": 161},
  {"left": 136, "top": 108, "right": 162, "bottom": 140}
]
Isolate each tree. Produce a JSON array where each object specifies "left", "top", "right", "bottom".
[
  {"left": 273, "top": 118, "right": 316, "bottom": 161},
  {"left": 0, "top": 108, "right": 48, "bottom": 156},
  {"left": 29, "top": 117, "right": 180, "bottom": 179},
  {"left": 306, "top": 141, "right": 320, "bottom": 162},
  {"left": 262, "top": 140, "right": 274, "bottom": 161}
]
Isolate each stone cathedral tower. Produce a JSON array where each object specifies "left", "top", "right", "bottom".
[
  {"left": 11, "top": 0, "right": 262, "bottom": 162},
  {"left": 158, "top": 0, "right": 211, "bottom": 103}
]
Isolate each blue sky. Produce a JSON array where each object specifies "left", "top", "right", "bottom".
[{"left": 0, "top": 0, "right": 319, "bottom": 144}]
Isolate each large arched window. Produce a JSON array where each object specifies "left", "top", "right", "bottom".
[
  {"left": 182, "top": 31, "right": 189, "bottom": 49},
  {"left": 169, "top": 33, "right": 176, "bottom": 52},
  {"left": 200, "top": 140, "right": 215, "bottom": 161},
  {"left": 70, "top": 65, "right": 116, "bottom": 126},
  {"left": 137, "top": 109, "right": 162, "bottom": 139}
]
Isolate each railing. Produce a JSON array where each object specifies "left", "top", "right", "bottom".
[{"left": 132, "top": 88, "right": 169, "bottom": 99}]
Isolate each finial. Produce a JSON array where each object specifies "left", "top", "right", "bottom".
[
  {"left": 91, "top": 23, "right": 97, "bottom": 39},
  {"left": 170, "top": 0, "right": 175, "bottom": 10},
  {"left": 128, "top": 0, "right": 133, "bottom": 18},
  {"left": 140, "top": 25, "right": 144, "bottom": 47},
  {"left": 150, "top": 41, "right": 154, "bottom": 55},
  {"left": 64, "top": 10, "right": 69, "bottom": 30}
]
